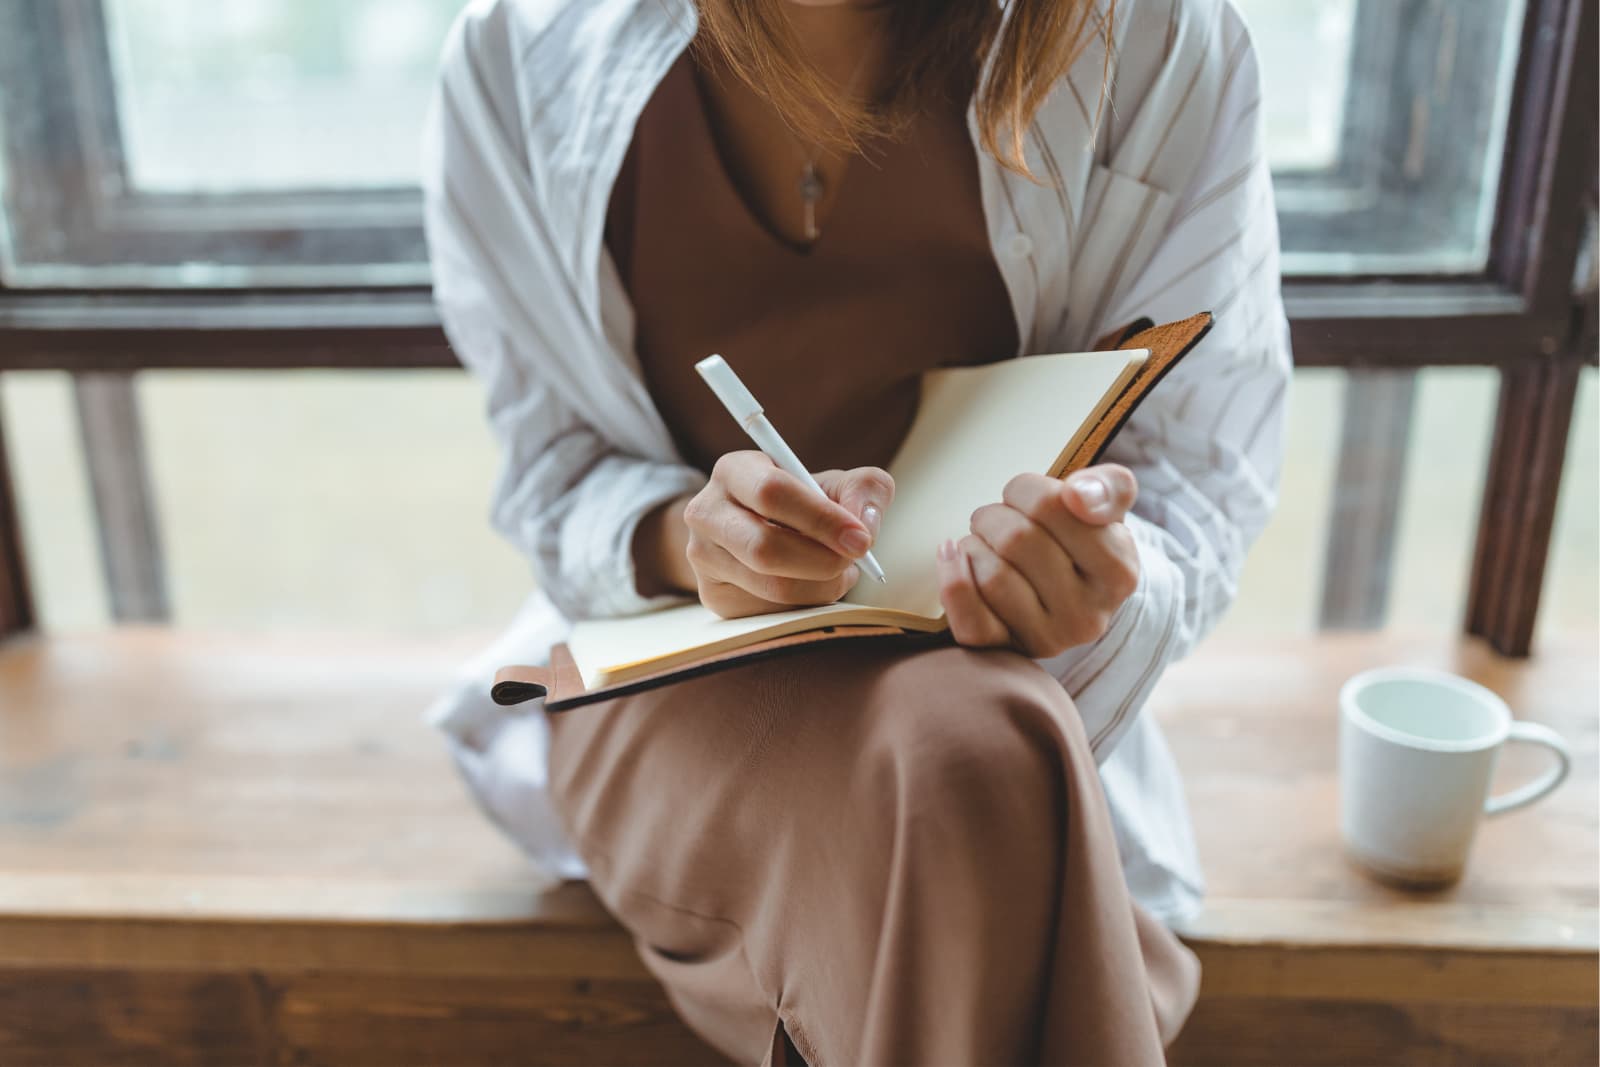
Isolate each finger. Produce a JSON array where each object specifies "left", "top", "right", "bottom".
[
  {"left": 697, "top": 550, "right": 864, "bottom": 607},
  {"left": 699, "top": 575, "right": 858, "bottom": 618},
  {"left": 735, "top": 563, "right": 858, "bottom": 608},
  {"left": 691, "top": 504, "right": 855, "bottom": 580},
  {"left": 691, "top": 532, "right": 858, "bottom": 602},
  {"left": 716, "top": 453, "right": 870, "bottom": 558},
  {"left": 816, "top": 467, "right": 895, "bottom": 541},
  {"left": 1061, "top": 464, "right": 1138, "bottom": 526},
  {"left": 699, "top": 578, "right": 781, "bottom": 620},
  {"left": 936, "top": 538, "right": 1010, "bottom": 648},
  {"left": 1002, "top": 473, "right": 1082, "bottom": 550},
  {"left": 1001, "top": 474, "right": 1141, "bottom": 600},
  {"left": 1001, "top": 473, "right": 1096, "bottom": 579},
  {"left": 969, "top": 502, "right": 1088, "bottom": 619},
  {"left": 959, "top": 534, "right": 1052, "bottom": 655},
  {"left": 1058, "top": 520, "right": 1141, "bottom": 602}
]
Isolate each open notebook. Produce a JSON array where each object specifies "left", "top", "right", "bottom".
[{"left": 495, "top": 312, "right": 1212, "bottom": 710}]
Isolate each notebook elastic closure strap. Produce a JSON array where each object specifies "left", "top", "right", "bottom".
[{"left": 492, "top": 665, "right": 552, "bottom": 705}]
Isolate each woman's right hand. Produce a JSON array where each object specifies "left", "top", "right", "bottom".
[{"left": 682, "top": 451, "right": 893, "bottom": 619}]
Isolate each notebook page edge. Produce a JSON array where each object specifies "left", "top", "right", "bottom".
[
  {"left": 570, "top": 600, "right": 864, "bottom": 688},
  {"left": 1045, "top": 349, "right": 1148, "bottom": 476}
]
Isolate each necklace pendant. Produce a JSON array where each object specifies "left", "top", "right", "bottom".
[
  {"left": 799, "top": 162, "right": 824, "bottom": 202},
  {"left": 799, "top": 162, "right": 824, "bottom": 241}
]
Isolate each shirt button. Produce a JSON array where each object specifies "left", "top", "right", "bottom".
[{"left": 1007, "top": 233, "right": 1034, "bottom": 258}]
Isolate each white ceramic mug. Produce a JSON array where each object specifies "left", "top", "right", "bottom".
[{"left": 1339, "top": 666, "right": 1572, "bottom": 887}]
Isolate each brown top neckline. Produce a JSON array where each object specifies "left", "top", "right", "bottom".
[
  {"left": 684, "top": 56, "right": 877, "bottom": 258},
  {"left": 605, "top": 48, "right": 1019, "bottom": 477}
]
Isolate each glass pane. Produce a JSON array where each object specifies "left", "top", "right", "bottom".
[
  {"left": 1380, "top": 367, "right": 1595, "bottom": 639},
  {"left": 140, "top": 372, "right": 529, "bottom": 633},
  {"left": 1, "top": 374, "right": 110, "bottom": 630},
  {"left": 1238, "top": 0, "right": 1358, "bottom": 173},
  {"left": 1237, "top": 0, "right": 1528, "bottom": 275},
  {"left": 1216, "top": 365, "right": 1599, "bottom": 640},
  {"left": 1213, "top": 369, "right": 1341, "bottom": 636},
  {"left": 11, "top": 367, "right": 1589, "bottom": 641},
  {"left": 1386, "top": 368, "right": 1497, "bottom": 630},
  {"left": 106, "top": 0, "right": 461, "bottom": 193}
]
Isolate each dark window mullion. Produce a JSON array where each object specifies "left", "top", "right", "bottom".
[{"left": 72, "top": 371, "right": 169, "bottom": 623}]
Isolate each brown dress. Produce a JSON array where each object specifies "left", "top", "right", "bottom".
[{"left": 548, "top": 50, "right": 1201, "bottom": 1066}]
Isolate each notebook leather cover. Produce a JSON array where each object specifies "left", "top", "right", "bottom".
[{"left": 493, "top": 311, "right": 1212, "bottom": 711}]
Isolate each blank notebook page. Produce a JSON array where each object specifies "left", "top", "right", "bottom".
[{"left": 845, "top": 346, "right": 1147, "bottom": 617}]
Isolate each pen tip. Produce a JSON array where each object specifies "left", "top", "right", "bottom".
[{"left": 875, "top": 573, "right": 887, "bottom": 583}]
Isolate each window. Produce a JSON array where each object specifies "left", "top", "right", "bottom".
[
  {"left": 0, "top": 0, "right": 459, "bottom": 288},
  {"left": 1236, "top": 0, "right": 1528, "bottom": 275}
]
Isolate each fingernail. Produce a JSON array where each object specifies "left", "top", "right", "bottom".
[
  {"left": 840, "top": 527, "right": 871, "bottom": 556},
  {"left": 862, "top": 505, "right": 882, "bottom": 538},
  {"left": 936, "top": 538, "right": 957, "bottom": 562},
  {"left": 1072, "top": 475, "right": 1110, "bottom": 516}
]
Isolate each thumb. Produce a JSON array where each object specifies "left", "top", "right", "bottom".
[
  {"left": 816, "top": 467, "right": 895, "bottom": 541},
  {"left": 1063, "top": 464, "right": 1137, "bottom": 526}
]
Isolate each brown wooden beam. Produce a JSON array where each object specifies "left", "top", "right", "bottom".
[
  {"left": 0, "top": 291, "right": 455, "bottom": 371},
  {"left": 1465, "top": 356, "right": 1584, "bottom": 655},
  {"left": 0, "top": 280, "right": 1575, "bottom": 373},
  {"left": 0, "top": 400, "right": 35, "bottom": 640},
  {"left": 1285, "top": 282, "right": 1551, "bottom": 369},
  {"left": 1490, "top": 0, "right": 1598, "bottom": 320},
  {"left": 0, "top": 965, "right": 727, "bottom": 1067}
]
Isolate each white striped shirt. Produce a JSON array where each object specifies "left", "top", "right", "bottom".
[{"left": 421, "top": 0, "right": 1291, "bottom": 924}]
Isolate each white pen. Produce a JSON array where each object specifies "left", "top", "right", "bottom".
[{"left": 696, "top": 354, "right": 887, "bottom": 584}]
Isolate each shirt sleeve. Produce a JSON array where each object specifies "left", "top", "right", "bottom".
[
  {"left": 420, "top": 5, "right": 706, "bottom": 621},
  {"left": 1039, "top": 3, "right": 1292, "bottom": 758}
]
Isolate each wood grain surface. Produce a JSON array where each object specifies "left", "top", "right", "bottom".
[{"left": 1, "top": 628, "right": 1594, "bottom": 1065}]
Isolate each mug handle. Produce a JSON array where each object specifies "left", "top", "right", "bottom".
[{"left": 1485, "top": 721, "right": 1572, "bottom": 816}]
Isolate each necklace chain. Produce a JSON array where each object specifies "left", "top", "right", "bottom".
[{"left": 791, "top": 43, "right": 876, "bottom": 242}]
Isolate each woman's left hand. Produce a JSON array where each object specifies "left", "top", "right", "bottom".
[{"left": 936, "top": 465, "right": 1141, "bottom": 659}]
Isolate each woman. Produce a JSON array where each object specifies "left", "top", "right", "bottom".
[{"left": 423, "top": 0, "right": 1289, "bottom": 1061}]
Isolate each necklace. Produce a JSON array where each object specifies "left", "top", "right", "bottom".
[
  {"left": 790, "top": 43, "right": 876, "bottom": 243},
  {"left": 798, "top": 160, "right": 826, "bottom": 243}
]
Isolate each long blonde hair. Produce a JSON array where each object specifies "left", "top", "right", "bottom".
[{"left": 694, "top": 0, "right": 1114, "bottom": 177}]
